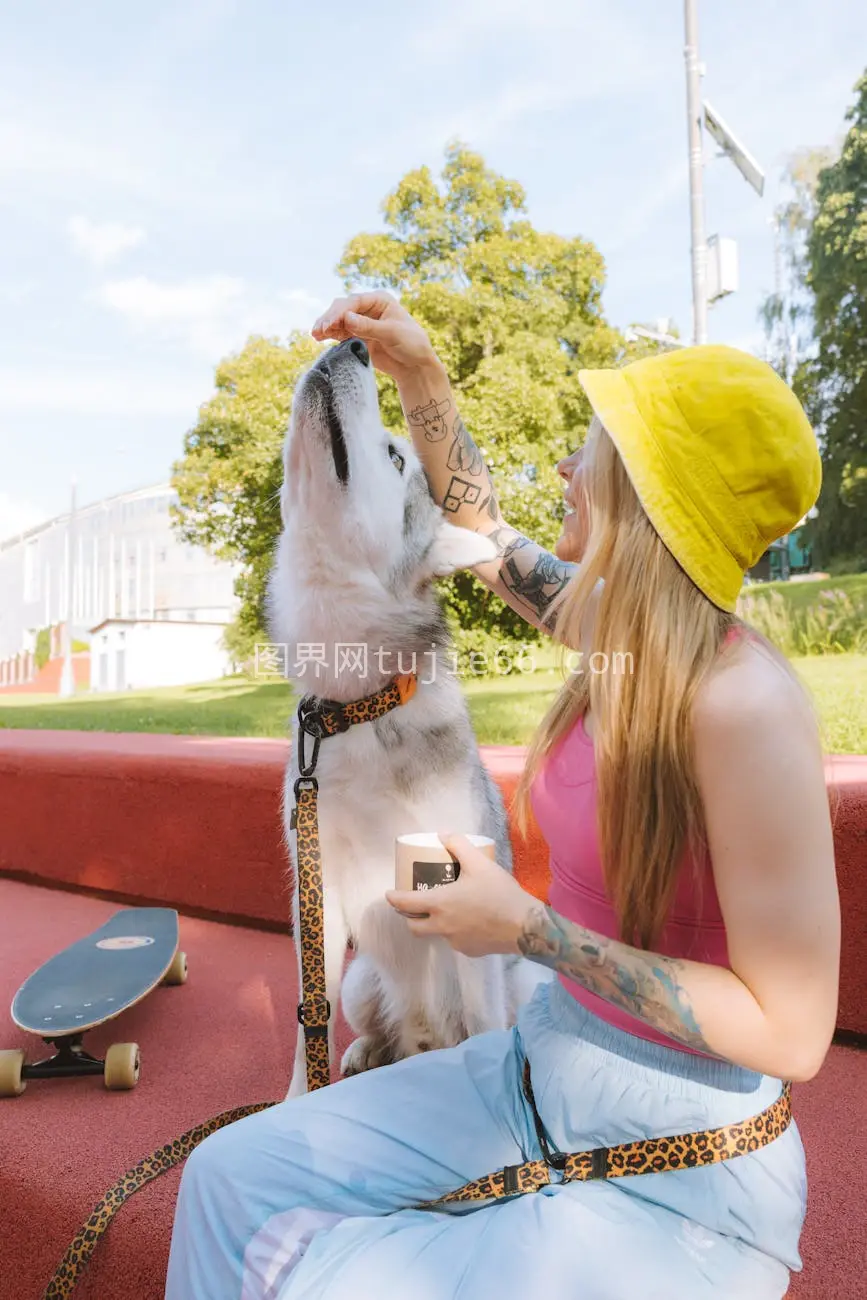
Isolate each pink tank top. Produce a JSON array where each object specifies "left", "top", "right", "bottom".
[{"left": 530, "top": 714, "right": 730, "bottom": 1054}]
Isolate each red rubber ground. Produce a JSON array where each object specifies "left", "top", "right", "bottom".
[{"left": 1, "top": 879, "right": 864, "bottom": 1300}]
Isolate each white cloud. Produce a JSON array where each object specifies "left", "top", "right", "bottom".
[
  {"left": 0, "top": 491, "right": 46, "bottom": 543},
  {"left": 94, "top": 275, "right": 324, "bottom": 359},
  {"left": 68, "top": 216, "right": 146, "bottom": 267},
  {"left": 0, "top": 365, "right": 205, "bottom": 418},
  {"left": 0, "top": 118, "right": 146, "bottom": 191}
]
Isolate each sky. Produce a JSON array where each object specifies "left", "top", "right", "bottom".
[{"left": 1, "top": 0, "right": 865, "bottom": 541}]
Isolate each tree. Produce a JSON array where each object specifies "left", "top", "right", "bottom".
[
  {"left": 758, "top": 148, "right": 835, "bottom": 385},
  {"left": 338, "top": 142, "right": 620, "bottom": 641},
  {"left": 173, "top": 144, "right": 622, "bottom": 655},
  {"left": 621, "top": 320, "right": 684, "bottom": 360},
  {"left": 805, "top": 74, "right": 867, "bottom": 569},
  {"left": 171, "top": 334, "right": 321, "bottom": 660}
]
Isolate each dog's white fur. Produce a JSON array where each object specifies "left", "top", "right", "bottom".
[{"left": 268, "top": 340, "right": 542, "bottom": 1097}]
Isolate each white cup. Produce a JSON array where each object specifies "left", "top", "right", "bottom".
[{"left": 394, "top": 832, "right": 495, "bottom": 895}]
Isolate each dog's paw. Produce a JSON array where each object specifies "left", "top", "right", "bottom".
[{"left": 340, "top": 1036, "right": 395, "bottom": 1078}]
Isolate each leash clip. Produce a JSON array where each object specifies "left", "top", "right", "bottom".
[
  {"left": 297, "top": 697, "right": 328, "bottom": 739},
  {"left": 296, "top": 707, "right": 322, "bottom": 776}
]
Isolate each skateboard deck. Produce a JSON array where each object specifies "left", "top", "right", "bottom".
[
  {"left": 13, "top": 907, "right": 180, "bottom": 1034},
  {"left": 1, "top": 907, "right": 187, "bottom": 1096}
]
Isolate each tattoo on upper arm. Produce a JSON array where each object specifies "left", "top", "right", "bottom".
[
  {"left": 408, "top": 399, "right": 451, "bottom": 442},
  {"left": 487, "top": 527, "right": 574, "bottom": 626},
  {"left": 517, "top": 905, "right": 713, "bottom": 1054}
]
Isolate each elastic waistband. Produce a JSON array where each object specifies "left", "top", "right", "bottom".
[{"left": 529, "top": 977, "right": 765, "bottom": 1096}]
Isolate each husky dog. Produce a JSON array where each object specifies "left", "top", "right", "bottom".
[{"left": 268, "top": 338, "right": 537, "bottom": 1097}]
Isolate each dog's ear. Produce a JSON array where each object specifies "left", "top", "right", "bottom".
[{"left": 428, "top": 521, "right": 498, "bottom": 577}]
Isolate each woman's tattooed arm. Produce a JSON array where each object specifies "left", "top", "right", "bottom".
[
  {"left": 396, "top": 363, "right": 576, "bottom": 632},
  {"left": 487, "top": 525, "right": 576, "bottom": 632},
  {"left": 403, "top": 385, "right": 500, "bottom": 525},
  {"left": 518, "top": 905, "right": 714, "bottom": 1054}
]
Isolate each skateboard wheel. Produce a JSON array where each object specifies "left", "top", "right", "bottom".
[
  {"left": 163, "top": 949, "right": 188, "bottom": 986},
  {"left": 0, "top": 1049, "right": 26, "bottom": 1098},
  {"left": 104, "top": 1042, "right": 140, "bottom": 1091}
]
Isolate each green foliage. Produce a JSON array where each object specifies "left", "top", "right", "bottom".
[
  {"left": 758, "top": 148, "right": 835, "bottom": 384},
  {"left": 171, "top": 144, "right": 624, "bottom": 655},
  {"left": 621, "top": 321, "right": 684, "bottom": 362},
  {"left": 339, "top": 142, "right": 622, "bottom": 648},
  {"left": 737, "top": 586, "right": 867, "bottom": 656},
  {"left": 1, "top": 658, "right": 864, "bottom": 755},
  {"left": 804, "top": 74, "right": 867, "bottom": 569},
  {"left": 448, "top": 624, "right": 539, "bottom": 679},
  {"left": 32, "top": 627, "right": 87, "bottom": 667},
  {"left": 171, "top": 333, "right": 322, "bottom": 639},
  {"left": 34, "top": 627, "right": 51, "bottom": 670}
]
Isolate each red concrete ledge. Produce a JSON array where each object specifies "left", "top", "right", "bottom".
[
  {"left": 0, "top": 731, "right": 294, "bottom": 930},
  {"left": 0, "top": 731, "right": 864, "bottom": 1032}
]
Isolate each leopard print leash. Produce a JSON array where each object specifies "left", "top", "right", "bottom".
[
  {"left": 416, "top": 1060, "right": 793, "bottom": 1207},
  {"left": 42, "top": 673, "right": 420, "bottom": 1297},
  {"left": 43, "top": 1060, "right": 793, "bottom": 1297},
  {"left": 42, "top": 1057, "right": 792, "bottom": 1295},
  {"left": 289, "top": 672, "right": 419, "bottom": 1091},
  {"left": 43, "top": 665, "right": 794, "bottom": 1292},
  {"left": 42, "top": 1100, "right": 276, "bottom": 1299}
]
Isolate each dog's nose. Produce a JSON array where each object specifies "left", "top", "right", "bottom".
[{"left": 348, "top": 338, "right": 370, "bottom": 367}]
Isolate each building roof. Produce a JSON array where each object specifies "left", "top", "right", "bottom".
[
  {"left": 0, "top": 482, "right": 175, "bottom": 552},
  {"left": 90, "top": 617, "right": 230, "bottom": 633}
]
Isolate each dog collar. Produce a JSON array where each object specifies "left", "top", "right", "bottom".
[
  {"left": 297, "top": 672, "right": 418, "bottom": 741},
  {"left": 295, "top": 673, "right": 418, "bottom": 781}
]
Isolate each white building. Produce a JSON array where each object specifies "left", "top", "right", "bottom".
[
  {"left": 0, "top": 482, "right": 242, "bottom": 688},
  {"left": 90, "top": 618, "right": 236, "bottom": 692}
]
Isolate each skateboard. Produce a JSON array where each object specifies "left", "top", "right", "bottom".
[{"left": 0, "top": 907, "right": 188, "bottom": 1097}]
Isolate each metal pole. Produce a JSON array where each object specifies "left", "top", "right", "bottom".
[
  {"left": 684, "top": 0, "right": 708, "bottom": 345},
  {"left": 58, "top": 478, "right": 77, "bottom": 698}
]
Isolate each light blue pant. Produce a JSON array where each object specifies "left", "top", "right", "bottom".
[{"left": 165, "top": 980, "right": 806, "bottom": 1300}]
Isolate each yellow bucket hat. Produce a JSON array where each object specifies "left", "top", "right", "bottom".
[{"left": 578, "top": 345, "right": 822, "bottom": 612}]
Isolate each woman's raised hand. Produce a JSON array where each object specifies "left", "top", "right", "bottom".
[{"left": 312, "top": 293, "right": 440, "bottom": 380}]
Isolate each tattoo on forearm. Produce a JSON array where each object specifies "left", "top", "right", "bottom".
[
  {"left": 443, "top": 475, "right": 482, "bottom": 513},
  {"left": 446, "top": 414, "right": 484, "bottom": 476},
  {"left": 408, "top": 399, "right": 451, "bottom": 442},
  {"left": 478, "top": 489, "right": 500, "bottom": 522},
  {"left": 518, "top": 905, "right": 713, "bottom": 1054},
  {"left": 488, "top": 526, "right": 574, "bottom": 625},
  {"left": 409, "top": 404, "right": 500, "bottom": 523}
]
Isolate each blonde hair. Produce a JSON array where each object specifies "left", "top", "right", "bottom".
[{"left": 515, "top": 420, "right": 736, "bottom": 949}]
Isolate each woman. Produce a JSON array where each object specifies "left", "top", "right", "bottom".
[{"left": 165, "top": 294, "right": 839, "bottom": 1299}]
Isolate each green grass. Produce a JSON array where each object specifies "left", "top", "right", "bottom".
[
  {"left": 746, "top": 571, "right": 867, "bottom": 613},
  {"left": 463, "top": 669, "right": 560, "bottom": 744},
  {"left": 0, "top": 677, "right": 298, "bottom": 738},
  {"left": 793, "top": 654, "right": 867, "bottom": 755},
  {"left": 1, "top": 655, "right": 864, "bottom": 752}
]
